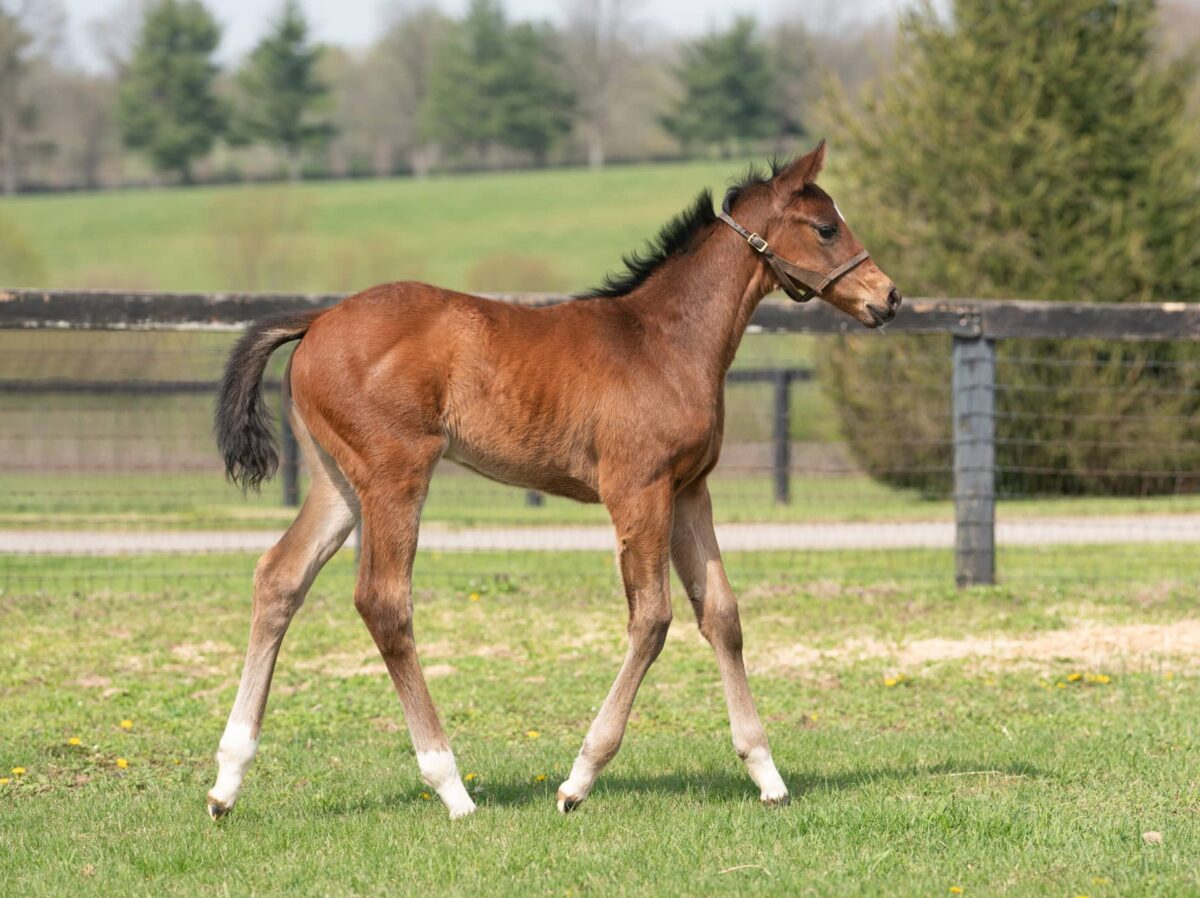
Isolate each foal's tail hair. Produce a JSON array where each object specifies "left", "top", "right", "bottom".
[{"left": 216, "top": 309, "right": 324, "bottom": 493}]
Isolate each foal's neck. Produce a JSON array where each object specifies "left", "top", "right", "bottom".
[{"left": 621, "top": 216, "right": 774, "bottom": 381}]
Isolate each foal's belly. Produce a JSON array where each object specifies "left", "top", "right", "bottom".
[{"left": 443, "top": 440, "right": 601, "bottom": 504}]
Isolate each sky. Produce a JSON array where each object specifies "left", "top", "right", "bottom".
[{"left": 63, "top": 0, "right": 902, "bottom": 71}]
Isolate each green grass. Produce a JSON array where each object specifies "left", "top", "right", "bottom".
[
  {"left": 0, "top": 161, "right": 785, "bottom": 294},
  {"left": 2, "top": 551, "right": 1198, "bottom": 896}
]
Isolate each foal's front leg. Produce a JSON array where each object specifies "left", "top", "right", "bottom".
[
  {"left": 558, "top": 480, "right": 674, "bottom": 812},
  {"left": 670, "top": 479, "right": 789, "bottom": 805}
]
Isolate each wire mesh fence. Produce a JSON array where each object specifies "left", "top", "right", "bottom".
[{"left": 2, "top": 292, "right": 1198, "bottom": 595}]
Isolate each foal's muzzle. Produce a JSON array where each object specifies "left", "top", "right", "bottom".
[{"left": 866, "top": 287, "right": 903, "bottom": 327}]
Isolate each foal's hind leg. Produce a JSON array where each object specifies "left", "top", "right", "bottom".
[
  {"left": 208, "top": 408, "right": 359, "bottom": 819},
  {"left": 558, "top": 478, "right": 674, "bottom": 812},
  {"left": 670, "top": 479, "right": 788, "bottom": 805},
  {"left": 353, "top": 439, "right": 476, "bottom": 820}
]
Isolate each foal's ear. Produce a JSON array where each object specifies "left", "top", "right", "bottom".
[{"left": 776, "top": 139, "right": 827, "bottom": 190}]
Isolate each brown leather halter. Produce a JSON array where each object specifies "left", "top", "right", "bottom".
[{"left": 717, "top": 210, "right": 870, "bottom": 303}]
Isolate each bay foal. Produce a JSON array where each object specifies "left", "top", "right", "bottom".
[{"left": 208, "top": 141, "right": 900, "bottom": 820}]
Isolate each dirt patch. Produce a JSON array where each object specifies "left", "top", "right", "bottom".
[
  {"left": 761, "top": 619, "right": 1200, "bottom": 673},
  {"left": 296, "top": 650, "right": 386, "bottom": 679},
  {"left": 166, "top": 641, "right": 238, "bottom": 677},
  {"left": 171, "top": 641, "right": 235, "bottom": 662}
]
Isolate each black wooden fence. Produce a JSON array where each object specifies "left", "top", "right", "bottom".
[{"left": 4, "top": 288, "right": 1199, "bottom": 587}]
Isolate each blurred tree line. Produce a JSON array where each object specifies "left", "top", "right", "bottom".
[{"left": 0, "top": 0, "right": 897, "bottom": 193}]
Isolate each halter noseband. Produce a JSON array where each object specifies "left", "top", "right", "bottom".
[{"left": 717, "top": 211, "right": 870, "bottom": 303}]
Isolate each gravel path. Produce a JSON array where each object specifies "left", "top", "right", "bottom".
[{"left": 3, "top": 514, "right": 1199, "bottom": 555}]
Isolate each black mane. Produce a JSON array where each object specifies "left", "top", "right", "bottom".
[
  {"left": 582, "top": 160, "right": 787, "bottom": 299},
  {"left": 721, "top": 158, "right": 785, "bottom": 214},
  {"left": 581, "top": 189, "right": 716, "bottom": 299}
]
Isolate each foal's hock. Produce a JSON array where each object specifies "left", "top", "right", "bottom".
[{"left": 207, "top": 141, "right": 900, "bottom": 821}]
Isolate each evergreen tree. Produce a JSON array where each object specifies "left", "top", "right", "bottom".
[
  {"left": 421, "top": 0, "right": 574, "bottom": 165},
  {"left": 820, "top": 0, "right": 1200, "bottom": 496},
  {"left": 236, "top": 0, "right": 332, "bottom": 180},
  {"left": 663, "top": 17, "right": 776, "bottom": 156},
  {"left": 420, "top": 0, "right": 508, "bottom": 159},
  {"left": 492, "top": 22, "right": 574, "bottom": 164},
  {"left": 118, "top": 0, "right": 225, "bottom": 183}
]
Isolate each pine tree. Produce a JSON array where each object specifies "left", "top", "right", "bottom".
[
  {"left": 820, "top": 0, "right": 1200, "bottom": 496},
  {"left": 117, "top": 0, "right": 226, "bottom": 183},
  {"left": 492, "top": 22, "right": 574, "bottom": 164},
  {"left": 420, "top": 0, "right": 574, "bottom": 165},
  {"left": 663, "top": 17, "right": 776, "bottom": 156},
  {"left": 420, "top": 0, "right": 509, "bottom": 160},
  {"left": 236, "top": 0, "right": 333, "bottom": 181}
]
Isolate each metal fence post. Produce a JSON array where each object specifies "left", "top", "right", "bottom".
[
  {"left": 280, "top": 412, "right": 300, "bottom": 507},
  {"left": 525, "top": 490, "right": 544, "bottom": 507},
  {"left": 953, "top": 336, "right": 996, "bottom": 586},
  {"left": 772, "top": 370, "right": 791, "bottom": 504}
]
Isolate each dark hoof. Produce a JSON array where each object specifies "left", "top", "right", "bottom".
[
  {"left": 557, "top": 790, "right": 584, "bottom": 814},
  {"left": 206, "top": 794, "right": 233, "bottom": 820},
  {"left": 761, "top": 792, "right": 790, "bottom": 808}
]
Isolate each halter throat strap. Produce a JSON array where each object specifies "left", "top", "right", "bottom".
[{"left": 717, "top": 210, "right": 870, "bottom": 303}]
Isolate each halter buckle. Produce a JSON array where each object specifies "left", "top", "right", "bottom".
[{"left": 746, "top": 233, "right": 768, "bottom": 253}]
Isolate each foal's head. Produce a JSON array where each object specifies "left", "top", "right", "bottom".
[{"left": 727, "top": 140, "right": 901, "bottom": 328}]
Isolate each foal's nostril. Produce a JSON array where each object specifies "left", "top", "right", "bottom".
[{"left": 887, "top": 287, "right": 903, "bottom": 311}]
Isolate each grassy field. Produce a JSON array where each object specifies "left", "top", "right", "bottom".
[
  {"left": 0, "top": 161, "right": 788, "bottom": 294},
  {"left": 2, "top": 550, "right": 1198, "bottom": 896}
]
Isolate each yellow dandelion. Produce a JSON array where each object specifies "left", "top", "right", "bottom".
[
  {"left": 810, "top": 713, "right": 821, "bottom": 721},
  {"left": 883, "top": 677, "right": 899, "bottom": 688},
  {"left": 68, "top": 737, "right": 82, "bottom": 747},
  {"left": 115, "top": 758, "right": 129, "bottom": 769},
  {"left": 11, "top": 766, "right": 26, "bottom": 776},
  {"left": 464, "top": 772, "right": 477, "bottom": 782},
  {"left": 949, "top": 887, "right": 964, "bottom": 894},
  {"left": 1056, "top": 682, "right": 1067, "bottom": 689},
  {"left": 420, "top": 791, "right": 432, "bottom": 801},
  {"left": 1092, "top": 877, "right": 1110, "bottom": 885},
  {"left": 1164, "top": 671, "right": 1174, "bottom": 680},
  {"left": 1074, "top": 894, "right": 1090, "bottom": 898},
  {"left": 1067, "top": 672, "right": 1083, "bottom": 682},
  {"left": 1090, "top": 674, "right": 1111, "bottom": 685},
  {"left": 119, "top": 719, "right": 133, "bottom": 730},
  {"left": 535, "top": 773, "right": 547, "bottom": 782},
  {"left": 468, "top": 592, "right": 481, "bottom": 602},
  {"left": 0, "top": 777, "right": 9, "bottom": 786},
  {"left": 526, "top": 730, "right": 540, "bottom": 739}
]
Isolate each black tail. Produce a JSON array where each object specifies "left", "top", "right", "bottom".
[{"left": 216, "top": 309, "right": 323, "bottom": 492}]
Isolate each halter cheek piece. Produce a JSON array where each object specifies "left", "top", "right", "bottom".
[{"left": 717, "top": 211, "right": 870, "bottom": 303}]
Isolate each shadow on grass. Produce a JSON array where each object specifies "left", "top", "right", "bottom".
[{"left": 316, "top": 758, "right": 1048, "bottom": 817}]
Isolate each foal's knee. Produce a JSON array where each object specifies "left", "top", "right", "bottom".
[
  {"left": 353, "top": 578, "right": 413, "bottom": 634},
  {"left": 630, "top": 603, "right": 672, "bottom": 654}
]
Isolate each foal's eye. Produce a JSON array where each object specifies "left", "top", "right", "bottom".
[{"left": 815, "top": 224, "right": 839, "bottom": 240}]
